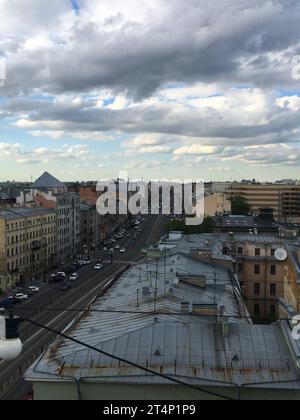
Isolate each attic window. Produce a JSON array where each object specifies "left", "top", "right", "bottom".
[
  {"left": 154, "top": 349, "right": 162, "bottom": 356},
  {"left": 181, "top": 302, "right": 190, "bottom": 313}
]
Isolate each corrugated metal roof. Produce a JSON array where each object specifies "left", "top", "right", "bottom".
[{"left": 25, "top": 251, "right": 300, "bottom": 389}]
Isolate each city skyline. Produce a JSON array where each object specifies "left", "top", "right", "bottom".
[{"left": 0, "top": 1, "right": 300, "bottom": 181}]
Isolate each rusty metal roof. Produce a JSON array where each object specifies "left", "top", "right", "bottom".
[{"left": 25, "top": 252, "right": 300, "bottom": 390}]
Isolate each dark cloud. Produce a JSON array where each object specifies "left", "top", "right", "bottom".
[{"left": 1, "top": 0, "right": 300, "bottom": 98}]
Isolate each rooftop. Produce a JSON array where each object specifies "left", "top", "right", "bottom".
[
  {"left": 32, "top": 172, "right": 66, "bottom": 190},
  {"left": 0, "top": 207, "right": 55, "bottom": 220},
  {"left": 26, "top": 250, "right": 300, "bottom": 390}
]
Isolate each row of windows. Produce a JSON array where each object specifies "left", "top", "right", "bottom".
[
  {"left": 254, "top": 264, "right": 277, "bottom": 275},
  {"left": 254, "top": 283, "right": 277, "bottom": 296},
  {"left": 254, "top": 304, "right": 277, "bottom": 318},
  {"left": 237, "top": 247, "right": 277, "bottom": 257},
  {"left": 7, "top": 237, "right": 56, "bottom": 257},
  {"left": 6, "top": 216, "right": 56, "bottom": 230},
  {"left": 7, "top": 228, "right": 56, "bottom": 244},
  {"left": 238, "top": 264, "right": 278, "bottom": 275},
  {"left": 7, "top": 248, "right": 56, "bottom": 271}
]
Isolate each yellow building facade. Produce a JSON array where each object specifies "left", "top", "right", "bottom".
[{"left": 0, "top": 208, "right": 57, "bottom": 293}]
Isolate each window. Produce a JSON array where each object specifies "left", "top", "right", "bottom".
[
  {"left": 270, "top": 283, "right": 277, "bottom": 296},
  {"left": 238, "top": 264, "right": 244, "bottom": 273},
  {"left": 238, "top": 247, "right": 243, "bottom": 254},
  {"left": 254, "top": 304, "right": 260, "bottom": 316},
  {"left": 255, "top": 248, "right": 261, "bottom": 256},
  {"left": 271, "top": 249, "right": 276, "bottom": 256},
  {"left": 254, "top": 264, "right": 260, "bottom": 275},
  {"left": 254, "top": 283, "right": 260, "bottom": 296},
  {"left": 270, "top": 265, "right": 277, "bottom": 276},
  {"left": 270, "top": 305, "right": 276, "bottom": 317}
]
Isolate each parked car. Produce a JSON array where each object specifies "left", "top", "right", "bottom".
[
  {"left": 0, "top": 298, "right": 17, "bottom": 311},
  {"left": 94, "top": 264, "right": 103, "bottom": 270},
  {"left": 115, "top": 244, "right": 120, "bottom": 250},
  {"left": 14, "top": 293, "right": 29, "bottom": 301},
  {"left": 69, "top": 273, "right": 79, "bottom": 282},
  {"left": 60, "top": 283, "right": 71, "bottom": 292},
  {"left": 49, "top": 274, "right": 65, "bottom": 284},
  {"left": 28, "top": 286, "right": 39, "bottom": 294},
  {"left": 56, "top": 272, "right": 66, "bottom": 278},
  {"left": 120, "top": 248, "right": 126, "bottom": 253}
]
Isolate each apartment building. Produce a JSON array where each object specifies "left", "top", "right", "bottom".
[
  {"left": 224, "top": 235, "right": 287, "bottom": 319},
  {"left": 80, "top": 183, "right": 127, "bottom": 238},
  {"left": 228, "top": 183, "right": 300, "bottom": 222},
  {"left": 31, "top": 172, "right": 81, "bottom": 264},
  {"left": 0, "top": 208, "right": 56, "bottom": 292},
  {"left": 80, "top": 203, "right": 110, "bottom": 252},
  {"left": 204, "top": 192, "right": 231, "bottom": 217}
]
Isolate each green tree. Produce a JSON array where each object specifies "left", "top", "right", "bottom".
[
  {"left": 166, "top": 216, "right": 215, "bottom": 235},
  {"left": 231, "top": 196, "right": 251, "bottom": 215}
]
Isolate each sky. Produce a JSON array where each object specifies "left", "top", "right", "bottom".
[{"left": 0, "top": 0, "right": 300, "bottom": 182}]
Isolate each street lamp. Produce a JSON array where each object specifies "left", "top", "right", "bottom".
[{"left": 0, "top": 314, "right": 22, "bottom": 361}]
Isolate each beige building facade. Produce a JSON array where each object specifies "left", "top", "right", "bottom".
[
  {"left": 0, "top": 208, "right": 57, "bottom": 293},
  {"left": 227, "top": 184, "right": 300, "bottom": 222},
  {"left": 204, "top": 193, "right": 231, "bottom": 217}
]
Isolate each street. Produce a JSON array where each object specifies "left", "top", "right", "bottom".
[{"left": 0, "top": 214, "right": 168, "bottom": 400}]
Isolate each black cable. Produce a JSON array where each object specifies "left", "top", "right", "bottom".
[
  {"left": 12, "top": 305, "right": 291, "bottom": 322},
  {"left": 22, "top": 317, "right": 235, "bottom": 401}
]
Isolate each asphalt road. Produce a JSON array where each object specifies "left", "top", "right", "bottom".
[{"left": 0, "top": 214, "right": 169, "bottom": 400}]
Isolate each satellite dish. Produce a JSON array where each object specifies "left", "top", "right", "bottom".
[{"left": 274, "top": 248, "right": 288, "bottom": 261}]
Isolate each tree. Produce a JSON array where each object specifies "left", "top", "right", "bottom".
[
  {"left": 231, "top": 196, "right": 251, "bottom": 215},
  {"left": 166, "top": 216, "right": 215, "bottom": 235}
]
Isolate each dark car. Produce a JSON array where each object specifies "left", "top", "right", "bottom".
[
  {"left": 49, "top": 274, "right": 65, "bottom": 284},
  {"left": 0, "top": 297, "right": 18, "bottom": 309},
  {"left": 60, "top": 283, "right": 72, "bottom": 292}
]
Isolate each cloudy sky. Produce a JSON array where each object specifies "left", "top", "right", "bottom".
[{"left": 0, "top": 0, "right": 300, "bottom": 182}]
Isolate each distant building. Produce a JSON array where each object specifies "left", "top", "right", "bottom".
[
  {"left": 80, "top": 203, "right": 112, "bottom": 251},
  {"left": 31, "top": 172, "right": 81, "bottom": 264},
  {"left": 214, "top": 209, "right": 279, "bottom": 234},
  {"left": 0, "top": 207, "right": 56, "bottom": 292},
  {"left": 227, "top": 183, "right": 300, "bottom": 222},
  {"left": 0, "top": 192, "right": 16, "bottom": 208},
  {"left": 204, "top": 192, "right": 231, "bottom": 217}
]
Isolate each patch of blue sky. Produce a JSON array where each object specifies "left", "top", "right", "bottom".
[
  {"left": 277, "top": 89, "right": 300, "bottom": 98},
  {"left": 70, "top": 0, "right": 80, "bottom": 15},
  {"left": 103, "top": 98, "right": 115, "bottom": 107},
  {"left": 233, "top": 83, "right": 256, "bottom": 90}
]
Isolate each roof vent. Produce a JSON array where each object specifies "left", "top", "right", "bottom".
[
  {"left": 142, "top": 287, "right": 150, "bottom": 296},
  {"left": 154, "top": 349, "right": 162, "bottom": 356},
  {"left": 232, "top": 354, "right": 240, "bottom": 363}
]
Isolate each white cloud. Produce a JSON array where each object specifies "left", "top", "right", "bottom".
[{"left": 174, "top": 145, "right": 224, "bottom": 156}]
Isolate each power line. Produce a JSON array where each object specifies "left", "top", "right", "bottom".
[
  {"left": 21, "top": 316, "right": 236, "bottom": 401},
  {"left": 10, "top": 305, "right": 292, "bottom": 322}
]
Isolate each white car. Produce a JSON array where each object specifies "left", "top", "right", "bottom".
[
  {"left": 120, "top": 248, "right": 126, "bottom": 253},
  {"left": 56, "top": 272, "right": 66, "bottom": 278},
  {"left": 28, "top": 286, "right": 40, "bottom": 293},
  {"left": 115, "top": 244, "right": 120, "bottom": 250},
  {"left": 14, "top": 293, "right": 28, "bottom": 301},
  {"left": 69, "top": 273, "right": 79, "bottom": 281},
  {"left": 94, "top": 264, "right": 103, "bottom": 270}
]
